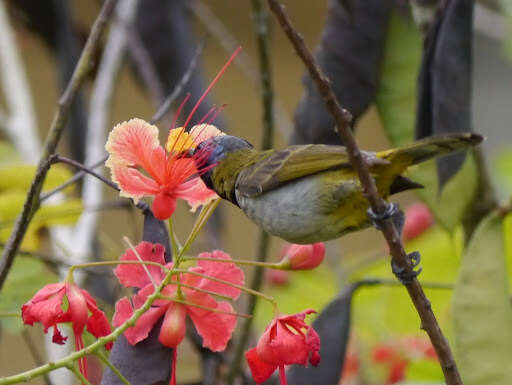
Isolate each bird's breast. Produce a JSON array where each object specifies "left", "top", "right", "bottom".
[{"left": 235, "top": 173, "right": 369, "bottom": 244}]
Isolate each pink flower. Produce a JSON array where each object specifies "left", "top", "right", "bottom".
[
  {"left": 279, "top": 243, "right": 325, "bottom": 270},
  {"left": 403, "top": 203, "right": 434, "bottom": 241},
  {"left": 22, "top": 281, "right": 112, "bottom": 383},
  {"left": 105, "top": 119, "right": 222, "bottom": 220},
  {"left": 112, "top": 242, "right": 244, "bottom": 385},
  {"left": 246, "top": 310, "right": 320, "bottom": 385}
]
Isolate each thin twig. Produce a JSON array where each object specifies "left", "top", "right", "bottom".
[
  {"left": 0, "top": 0, "right": 119, "bottom": 291},
  {"left": 265, "top": 1, "right": 463, "bottom": 384},
  {"left": 150, "top": 37, "right": 207, "bottom": 125},
  {"left": 226, "top": 2, "right": 275, "bottom": 382}
]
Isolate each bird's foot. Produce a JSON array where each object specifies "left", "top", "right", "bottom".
[
  {"left": 367, "top": 203, "right": 404, "bottom": 233},
  {"left": 391, "top": 251, "right": 422, "bottom": 284}
]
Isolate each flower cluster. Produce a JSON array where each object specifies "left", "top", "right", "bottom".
[
  {"left": 112, "top": 242, "right": 244, "bottom": 385},
  {"left": 22, "top": 280, "right": 112, "bottom": 381}
]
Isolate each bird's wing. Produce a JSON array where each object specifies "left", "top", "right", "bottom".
[{"left": 236, "top": 144, "right": 356, "bottom": 198}]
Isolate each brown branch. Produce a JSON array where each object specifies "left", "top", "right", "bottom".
[
  {"left": 0, "top": 0, "right": 119, "bottom": 290},
  {"left": 266, "top": 1, "right": 463, "bottom": 384}
]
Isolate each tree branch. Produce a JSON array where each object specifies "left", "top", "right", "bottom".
[
  {"left": 0, "top": 0, "right": 119, "bottom": 291},
  {"left": 265, "top": 1, "right": 463, "bottom": 384}
]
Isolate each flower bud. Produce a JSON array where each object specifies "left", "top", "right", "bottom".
[
  {"left": 279, "top": 243, "right": 325, "bottom": 270},
  {"left": 403, "top": 203, "right": 433, "bottom": 241}
]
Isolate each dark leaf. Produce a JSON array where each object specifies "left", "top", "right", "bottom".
[
  {"left": 100, "top": 209, "right": 172, "bottom": 385},
  {"left": 416, "top": 0, "right": 474, "bottom": 188},
  {"left": 266, "top": 282, "right": 363, "bottom": 385},
  {"left": 292, "top": 0, "right": 393, "bottom": 145}
]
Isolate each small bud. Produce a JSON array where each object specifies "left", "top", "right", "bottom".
[
  {"left": 279, "top": 243, "right": 325, "bottom": 270},
  {"left": 403, "top": 203, "right": 433, "bottom": 241}
]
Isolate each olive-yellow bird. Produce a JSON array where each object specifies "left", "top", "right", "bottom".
[{"left": 195, "top": 133, "right": 482, "bottom": 244}]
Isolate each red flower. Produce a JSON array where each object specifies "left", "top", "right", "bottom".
[
  {"left": 246, "top": 310, "right": 320, "bottom": 384},
  {"left": 112, "top": 242, "right": 244, "bottom": 385},
  {"left": 22, "top": 281, "right": 112, "bottom": 382},
  {"left": 105, "top": 119, "right": 222, "bottom": 220},
  {"left": 279, "top": 243, "right": 325, "bottom": 270},
  {"left": 403, "top": 203, "right": 434, "bottom": 241}
]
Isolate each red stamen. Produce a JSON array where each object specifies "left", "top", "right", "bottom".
[
  {"left": 169, "top": 348, "right": 177, "bottom": 385},
  {"left": 198, "top": 106, "right": 218, "bottom": 125},
  {"left": 207, "top": 104, "right": 226, "bottom": 124},
  {"left": 279, "top": 365, "right": 288, "bottom": 385},
  {"left": 172, "top": 93, "right": 191, "bottom": 131},
  {"left": 182, "top": 47, "right": 242, "bottom": 129}
]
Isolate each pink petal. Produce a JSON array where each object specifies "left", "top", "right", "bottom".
[
  {"left": 21, "top": 283, "right": 66, "bottom": 330},
  {"left": 114, "top": 242, "right": 166, "bottom": 289},
  {"left": 158, "top": 302, "right": 187, "bottom": 348},
  {"left": 152, "top": 193, "right": 177, "bottom": 220},
  {"left": 186, "top": 292, "right": 237, "bottom": 351},
  {"left": 113, "top": 297, "right": 166, "bottom": 345},
  {"left": 174, "top": 178, "right": 218, "bottom": 213},
  {"left": 306, "top": 327, "right": 321, "bottom": 366},
  {"left": 189, "top": 124, "right": 225, "bottom": 145},
  {"left": 187, "top": 250, "right": 244, "bottom": 299},
  {"left": 246, "top": 347, "right": 277, "bottom": 384},
  {"left": 109, "top": 166, "right": 160, "bottom": 202},
  {"left": 82, "top": 290, "right": 112, "bottom": 349},
  {"left": 66, "top": 283, "right": 89, "bottom": 335}
]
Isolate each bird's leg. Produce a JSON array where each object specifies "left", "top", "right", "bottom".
[
  {"left": 368, "top": 203, "right": 422, "bottom": 283},
  {"left": 367, "top": 203, "right": 404, "bottom": 232}
]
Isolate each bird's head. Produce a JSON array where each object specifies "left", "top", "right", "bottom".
[{"left": 193, "top": 135, "right": 254, "bottom": 192}]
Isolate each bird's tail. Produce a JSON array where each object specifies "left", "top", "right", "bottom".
[{"left": 377, "top": 133, "right": 483, "bottom": 166}]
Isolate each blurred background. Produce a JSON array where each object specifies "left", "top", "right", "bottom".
[{"left": 0, "top": 0, "right": 511, "bottom": 384}]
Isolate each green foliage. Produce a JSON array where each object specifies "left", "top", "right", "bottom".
[
  {"left": 411, "top": 155, "right": 478, "bottom": 232},
  {"left": 494, "top": 147, "right": 512, "bottom": 195},
  {"left": 375, "top": 11, "right": 422, "bottom": 147},
  {"left": 0, "top": 257, "right": 57, "bottom": 333},
  {"left": 452, "top": 212, "right": 512, "bottom": 384},
  {"left": 0, "top": 163, "right": 75, "bottom": 194},
  {"left": 405, "top": 360, "right": 444, "bottom": 382}
]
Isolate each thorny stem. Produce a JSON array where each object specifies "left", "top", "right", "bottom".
[
  {"left": 227, "top": 1, "right": 275, "bottom": 382},
  {"left": 0, "top": 0, "right": 119, "bottom": 291},
  {"left": 66, "top": 364, "right": 92, "bottom": 385},
  {"left": 170, "top": 281, "right": 234, "bottom": 302},
  {"left": 266, "top": 1, "right": 463, "bottom": 384}
]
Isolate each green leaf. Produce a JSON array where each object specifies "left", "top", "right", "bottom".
[
  {"left": 410, "top": 154, "right": 478, "bottom": 232},
  {"left": 452, "top": 212, "right": 512, "bottom": 384},
  {"left": 494, "top": 147, "right": 512, "bottom": 195},
  {"left": 0, "top": 256, "right": 57, "bottom": 333},
  {"left": 405, "top": 360, "right": 444, "bottom": 382},
  {"left": 375, "top": 11, "right": 422, "bottom": 147}
]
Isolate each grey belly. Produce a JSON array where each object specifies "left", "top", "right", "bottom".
[{"left": 235, "top": 177, "right": 355, "bottom": 244}]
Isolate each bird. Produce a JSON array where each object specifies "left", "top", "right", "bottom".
[{"left": 194, "top": 133, "right": 483, "bottom": 244}]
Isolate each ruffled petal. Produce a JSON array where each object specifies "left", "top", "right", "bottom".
[
  {"left": 187, "top": 250, "right": 244, "bottom": 299},
  {"left": 21, "top": 283, "right": 66, "bottom": 330},
  {"left": 246, "top": 347, "right": 277, "bottom": 384},
  {"left": 175, "top": 178, "right": 218, "bottom": 213},
  {"left": 186, "top": 292, "right": 236, "bottom": 351},
  {"left": 82, "top": 290, "right": 112, "bottom": 349},
  {"left": 113, "top": 297, "right": 166, "bottom": 345},
  {"left": 189, "top": 124, "right": 225, "bottom": 145},
  {"left": 109, "top": 166, "right": 160, "bottom": 202},
  {"left": 114, "top": 242, "right": 166, "bottom": 289},
  {"left": 158, "top": 302, "right": 187, "bottom": 348}
]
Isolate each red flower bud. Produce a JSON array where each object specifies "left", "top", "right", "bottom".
[
  {"left": 266, "top": 270, "right": 290, "bottom": 286},
  {"left": 403, "top": 203, "right": 433, "bottom": 241},
  {"left": 280, "top": 243, "right": 325, "bottom": 270}
]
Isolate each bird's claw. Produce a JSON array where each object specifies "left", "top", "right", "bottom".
[
  {"left": 391, "top": 251, "right": 422, "bottom": 284},
  {"left": 367, "top": 203, "right": 404, "bottom": 232}
]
